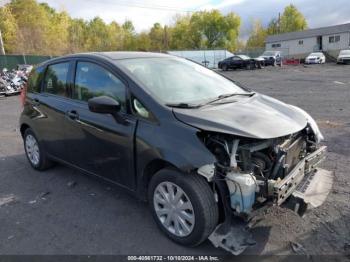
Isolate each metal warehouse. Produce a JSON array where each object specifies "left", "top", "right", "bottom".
[{"left": 265, "top": 23, "right": 350, "bottom": 58}]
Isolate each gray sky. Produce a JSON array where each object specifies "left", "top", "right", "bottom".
[{"left": 2, "top": 0, "right": 350, "bottom": 38}]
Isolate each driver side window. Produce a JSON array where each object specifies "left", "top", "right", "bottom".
[{"left": 74, "top": 62, "right": 126, "bottom": 111}]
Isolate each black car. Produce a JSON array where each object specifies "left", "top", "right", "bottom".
[
  {"left": 20, "top": 52, "right": 332, "bottom": 255},
  {"left": 218, "top": 55, "right": 263, "bottom": 71}
]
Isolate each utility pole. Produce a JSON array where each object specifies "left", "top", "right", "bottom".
[
  {"left": 0, "top": 29, "right": 5, "bottom": 55},
  {"left": 278, "top": 12, "right": 281, "bottom": 34}
]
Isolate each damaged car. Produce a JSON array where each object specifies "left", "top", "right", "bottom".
[
  {"left": 20, "top": 52, "right": 333, "bottom": 255},
  {"left": 218, "top": 55, "right": 264, "bottom": 70}
]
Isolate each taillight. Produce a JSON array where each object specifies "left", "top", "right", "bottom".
[{"left": 20, "top": 82, "right": 27, "bottom": 107}]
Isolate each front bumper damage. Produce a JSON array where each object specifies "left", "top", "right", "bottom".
[{"left": 206, "top": 145, "right": 333, "bottom": 255}]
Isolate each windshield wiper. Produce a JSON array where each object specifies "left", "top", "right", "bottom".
[
  {"left": 165, "top": 102, "right": 201, "bottom": 109},
  {"left": 201, "top": 92, "right": 255, "bottom": 106},
  {"left": 166, "top": 92, "right": 255, "bottom": 109}
]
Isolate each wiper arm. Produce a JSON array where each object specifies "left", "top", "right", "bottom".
[
  {"left": 201, "top": 92, "right": 255, "bottom": 106},
  {"left": 166, "top": 92, "right": 255, "bottom": 109},
  {"left": 165, "top": 102, "right": 201, "bottom": 109}
]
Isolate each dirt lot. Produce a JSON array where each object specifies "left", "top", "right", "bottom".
[{"left": 0, "top": 64, "right": 349, "bottom": 259}]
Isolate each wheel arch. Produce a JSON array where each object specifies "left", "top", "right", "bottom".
[
  {"left": 137, "top": 158, "right": 178, "bottom": 201},
  {"left": 20, "top": 123, "right": 30, "bottom": 138}
]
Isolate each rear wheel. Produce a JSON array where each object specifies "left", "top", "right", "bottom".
[
  {"left": 23, "top": 128, "right": 54, "bottom": 170},
  {"left": 148, "top": 169, "right": 218, "bottom": 246}
]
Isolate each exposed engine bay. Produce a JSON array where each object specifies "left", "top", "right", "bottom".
[{"left": 197, "top": 124, "right": 333, "bottom": 255}]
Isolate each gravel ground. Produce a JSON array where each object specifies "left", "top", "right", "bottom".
[{"left": 0, "top": 63, "right": 349, "bottom": 259}]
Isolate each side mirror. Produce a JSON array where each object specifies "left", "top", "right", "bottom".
[
  {"left": 88, "top": 96, "right": 121, "bottom": 114},
  {"left": 88, "top": 96, "right": 126, "bottom": 124}
]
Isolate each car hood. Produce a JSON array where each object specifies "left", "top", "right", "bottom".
[
  {"left": 338, "top": 54, "right": 350, "bottom": 59},
  {"left": 172, "top": 93, "right": 308, "bottom": 139}
]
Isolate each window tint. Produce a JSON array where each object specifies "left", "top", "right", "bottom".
[
  {"left": 44, "top": 62, "right": 69, "bottom": 96},
  {"left": 28, "top": 66, "right": 45, "bottom": 93},
  {"left": 74, "top": 62, "right": 126, "bottom": 110}
]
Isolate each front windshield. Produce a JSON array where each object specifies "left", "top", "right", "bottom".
[
  {"left": 309, "top": 53, "right": 322, "bottom": 56},
  {"left": 238, "top": 55, "right": 250, "bottom": 59},
  {"left": 262, "top": 51, "right": 277, "bottom": 56},
  {"left": 340, "top": 50, "right": 350, "bottom": 55},
  {"left": 116, "top": 57, "right": 247, "bottom": 105}
]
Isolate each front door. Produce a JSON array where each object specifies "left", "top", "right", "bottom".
[{"left": 65, "top": 61, "right": 137, "bottom": 189}]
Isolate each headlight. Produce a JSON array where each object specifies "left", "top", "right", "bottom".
[{"left": 289, "top": 105, "right": 324, "bottom": 143}]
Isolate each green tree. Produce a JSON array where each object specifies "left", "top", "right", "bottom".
[
  {"left": 10, "top": 0, "right": 51, "bottom": 54},
  {"left": 68, "top": 18, "right": 88, "bottom": 53},
  {"left": 47, "top": 11, "right": 70, "bottom": 55},
  {"left": 169, "top": 15, "right": 193, "bottom": 49},
  {"left": 149, "top": 23, "right": 165, "bottom": 51},
  {"left": 246, "top": 20, "right": 267, "bottom": 48},
  {"left": 0, "top": 5, "right": 18, "bottom": 53},
  {"left": 266, "top": 18, "right": 279, "bottom": 35},
  {"left": 280, "top": 4, "right": 307, "bottom": 33},
  {"left": 121, "top": 20, "right": 137, "bottom": 50},
  {"left": 188, "top": 10, "right": 241, "bottom": 50},
  {"left": 136, "top": 32, "right": 151, "bottom": 51}
]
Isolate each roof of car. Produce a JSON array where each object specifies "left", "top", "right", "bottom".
[
  {"left": 37, "top": 52, "right": 173, "bottom": 68},
  {"left": 64, "top": 51, "right": 171, "bottom": 60}
]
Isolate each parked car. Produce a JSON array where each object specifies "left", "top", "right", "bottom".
[
  {"left": 20, "top": 52, "right": 332, "bottom": 255},
  {"left": 305, "top": 52, "right": 326, "bottom": 64},
  {"left": 218, "top": 55, "right": 263, "bottom": 70},
  {"left": 337, "top": 49, "right": 350, "bottom": 64},
  {"left": 258, "top": 50, "right": 283, "bottom": 66}
]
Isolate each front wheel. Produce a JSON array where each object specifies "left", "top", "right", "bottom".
[
  {"left": 222, "top": 64, "right": 228, "bottom": 71},
  {"left": 148, "top": 169, "right": 218, "bottom": 246}
]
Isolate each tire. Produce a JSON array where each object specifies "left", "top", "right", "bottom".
[
  {"left": 148, "top": 169, "right": 218, "bottom": 246},
  {"left": 222, "top": 64, "right": 228, "bottom": 71},
  {"left": 23, "top": 128, "right": 54, "bottom": 170}
]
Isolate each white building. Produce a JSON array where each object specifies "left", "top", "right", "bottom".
[{"left": 265, "top": 23, "right": 350, "bottom": 58}]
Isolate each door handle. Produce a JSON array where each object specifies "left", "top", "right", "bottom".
[{"left": 66, "top": 110, "right": 79, "bottom": 120}]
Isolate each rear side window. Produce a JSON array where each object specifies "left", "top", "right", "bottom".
[
  {"left": 28, "top": 66, "right": 44, "bottom": 93},
  {"left": 43, "top": 62, "right": 70, "bottom": 97},
  {"left": 74, "top": 62, "right": 126, "bottom": 110}
]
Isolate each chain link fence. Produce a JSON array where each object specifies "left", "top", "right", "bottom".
[
  {"left": 167, "top": 49, "right": 234, "bottom": 69},
  {"left": 236, "top": 47, "right": 290, "bottom": 58},
  {"left": 0, "top": 55, "right": 54, "bottom": 70}
]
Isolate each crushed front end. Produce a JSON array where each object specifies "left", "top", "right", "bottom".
[{"left": 197, "top": 124, "right": 333, "bottom": 255}]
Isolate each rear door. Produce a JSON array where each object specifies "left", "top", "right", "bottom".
[
  {"left": 33, "top": 61, "right": 72, "bottom": 161},
  {"left": 65, "top": 60, "right": 137, "bottom": 189}
]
